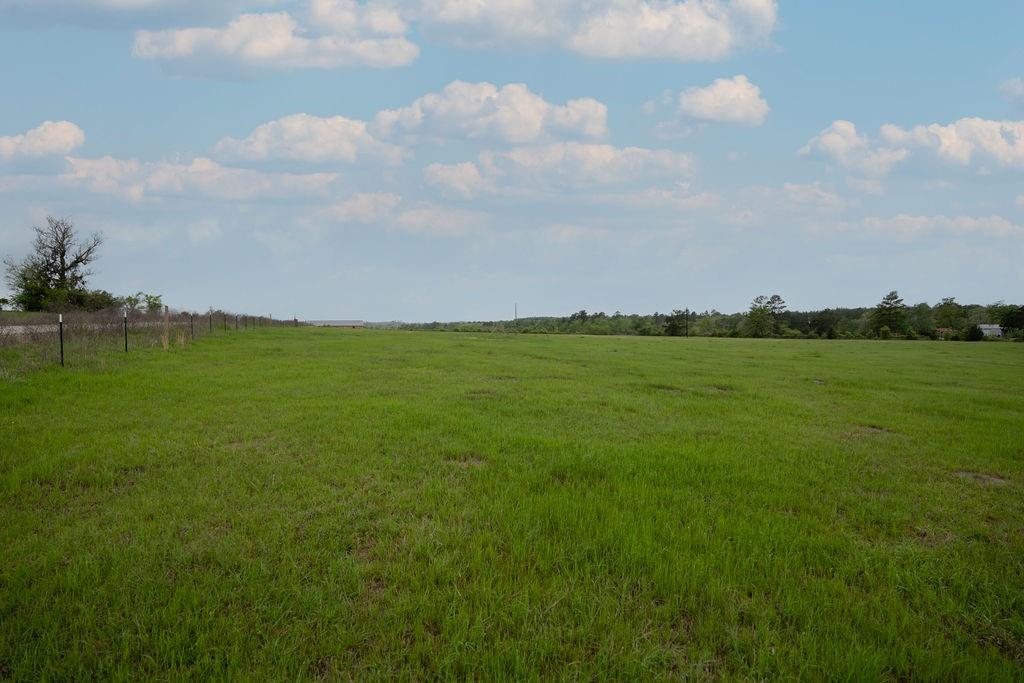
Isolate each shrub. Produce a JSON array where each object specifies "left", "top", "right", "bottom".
[{"left": 963, "top": 324, "right": 985, "bottom": 342}]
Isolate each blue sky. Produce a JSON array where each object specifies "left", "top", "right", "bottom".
[{"left": 1, "top": 0, "right": 1022, "bottom": 321}]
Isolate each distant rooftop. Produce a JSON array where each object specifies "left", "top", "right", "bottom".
[{"left": 307, "top": 320, "right": 365, "bottom": 328}]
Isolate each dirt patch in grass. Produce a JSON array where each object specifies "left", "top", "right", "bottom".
[
  {"left": 812, "top": 378, "right": 826, "bottom": 385},
  {"left": 976, "top": 624, "right": 1024, "bottom": 663},
  {"left": 956, "top": 471, "right": 1011, "bottom": 486},
  {"left": 647, "top": 383, "right": 685, "bottom": 394},
  {"left": 444, "top": 452, "right": 487, "bottom": 468},
  {"left": 913, "top": 526, "right": 956, "bottom": 547},
  {"left": 845, "top": 425, "right": 895, "bottom": 438},
  {"left": 309, "top": 656, "right": 339, "bottom": 680}
]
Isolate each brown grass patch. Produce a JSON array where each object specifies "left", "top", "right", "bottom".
[
  {"left": 444, "top": 452, "right": 487, "bottom": 468},
  {"left": 956, "top": 471, "right": 1011, "bottom": 486}
]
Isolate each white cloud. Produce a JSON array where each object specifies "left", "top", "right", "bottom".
[
  {"left": 320, "top": 192, "right": 402, "bottom": 223},
  {"left": 0, "top": 121, "right": 85, "bottom": 160},
  {"left": 880, "top": 118, "right": 1024, "bottom": 168},
  {"left": 800, "top": 120, "right": 908, "bottom": 176},
  {"left": 677, "top": 75, "right": 768, "bottom": 125},
  {"left": 423, "top": 161, "right": 489, "bottom": 198},
  {"left": 133, "top": 5, "right": 418, "bottom": 73},
  {"left": 0, "top": 0, "right": 282, "bottom": 27},
  {"left": 413, "top": 0, "right": 777, "bottom": 61},
  {"left": 373, "top": 81, "right": 607, "bottom": 144},
  {"left": 213, "top": 113, "right": 404, "bottom": 164},
  {"left": 424, "top": 142, "right": 694, "bottom": 199},
  {"left": 63, "top": 155, "right": 337, "bottom": 202},
  {"left": 481, "top": 142, "right": 695, "bottom": 190},
  {"left": 569, "top": 0, "right": 777, "bottom": 60},
  {"left": 1000, "top": 77, "right": 1024, "bottom": 103},
  {"left": 394, "top": 204, "right": 489, "bottom": 236}
]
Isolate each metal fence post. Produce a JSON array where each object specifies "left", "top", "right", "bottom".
[
  {"left": 190, "top": 313, "right": 194, "bottom": 339},
  {"left": 124, "top": 309, "right": 128, "bottom": 352},
  {"left": 59, "top": 314, "right": 64, "bottom": 367},
  {"left": 209, "top": 311, "right": 213, "bottom": 333}
]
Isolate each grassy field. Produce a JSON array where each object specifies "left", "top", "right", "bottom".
[{"left": 1, "top": 329, "right": 1022, "bottom": 679}]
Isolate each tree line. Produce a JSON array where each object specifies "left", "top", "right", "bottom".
[{"left": 404, "top": 291, "right": 1024, "bottom": 341}]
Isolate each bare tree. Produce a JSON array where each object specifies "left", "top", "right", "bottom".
[
  {"left": 4, "top": 216, "right": 104, "bottom": 310},
  {"left": 32, "top": 216, "right": 103, "bottom": 291}
]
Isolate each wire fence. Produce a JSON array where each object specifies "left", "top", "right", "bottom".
[{"left": 0, "top": 308, "right": 297, "bottom": 378}]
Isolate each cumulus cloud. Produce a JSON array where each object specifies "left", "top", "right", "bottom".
[
  {"left": 569, "top": 0, "right": 777, "bottom": 60},
  {"left": 213, "top": 113, "right": 404, "bottom": 164},
  {"left": 373, "top": 81, "right": 607, "bottom": 144},
  {"left": 425, "top": 142, "right": 694, "bottom": 197},
  {"left": 879, "top": 118, "right": 1024, "bottom": 168},
  {"left": 63, "top": 155, "right": 337, "bottom": 202},
  {"left": 133, "top": 3, "right": 418, "bottom": 73},
  {"left": 16, "top": 1, "right": 778, "bottom": 69},
  {"left": 414, "top": 0, "right": 778, "bottom": 61},
  {"left": 483, "top": 143, "right": 694, "bottom": 188},
  {"left": 423, "top": 161, "right": 490, "bottom": 198},
  {"left": 800, "top": 120, "right": 908, "bottom": 176},
  {"left": 0, "top": 0, "right": 281, "bottom": 27},
  {"left": 677, "top": 75, "right": 768, "bottom": 125},
  {"left": 0, "top": 121, "right": 86, "bottom": 160}
]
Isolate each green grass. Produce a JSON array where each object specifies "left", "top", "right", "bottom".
[{"left": 2, "top": 330, "right": 1022, "bottom": 679}]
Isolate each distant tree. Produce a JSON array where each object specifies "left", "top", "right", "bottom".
[
  {"left": 568, "top": 310, "right": 589, "bottom": 323},
  {"left": 744, "top": 296, "right": 773, "bottom": 338},
  {"left": 934, "top": 297, "right": 965, "bottom": 329},
  {"left": 120, "top": 292, "right": 143, "bottom": 311},
  {"left": 664, "top": 309, "right": 690, "bottom": 336},
  {"left": 810, "top": 308, "right": 838, "bottom": 337},
  {"left": 988, "top": 301, "right": 1024, "bottom": 330},
  {"left": 3, "top": 216, "right": 104, "bottom": 311},
  {"left": 963, "top": 324, "right": 985, "bottom": 342},
  {"left": 766, "top": 294, "right": 786, "bottom": 333},
  {"left": 871, "top": 291, "right": 907, "bottom": 334},
  {"left": 0, "top": 297, "right": 8, "bottom": 311},
  {"left": 907, "top": 302, "right": 935, "bottom": 335},
  {"left": 144, "top": 293, "right": 163, "bottom": 313},
  {"left": 1001, "top": 306, "right": 1024, "bottom": 331}
]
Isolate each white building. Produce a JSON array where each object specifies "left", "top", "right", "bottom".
[{"left": 978, "top": 324, "right": 1003, "bottom": 338}]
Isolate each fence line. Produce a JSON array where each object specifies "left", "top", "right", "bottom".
[{"left": 0, "top": 307, "right": 301, "bottom": 376}]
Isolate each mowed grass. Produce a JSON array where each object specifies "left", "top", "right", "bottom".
[{"left": 1, "top": 330, "right": 1022, "bottom": 679}]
